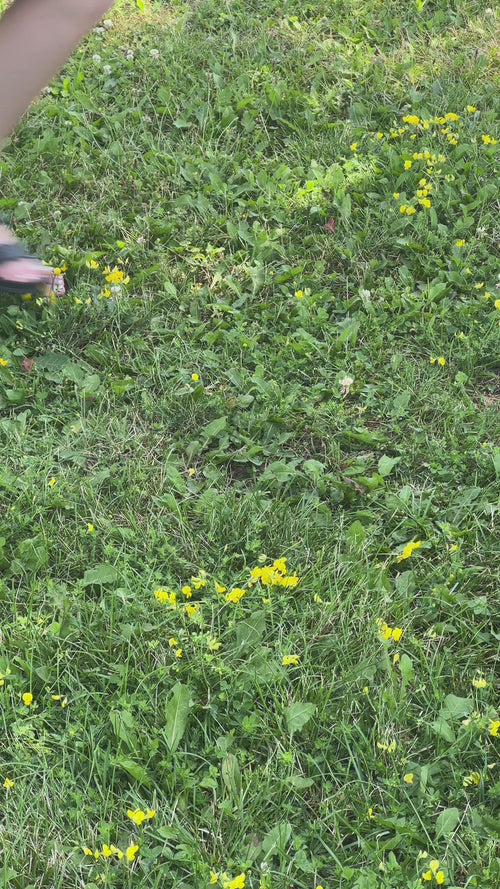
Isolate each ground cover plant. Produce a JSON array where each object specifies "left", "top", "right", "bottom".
[{"left": 0, "top": 0, "right": 499, "bottom": 886}]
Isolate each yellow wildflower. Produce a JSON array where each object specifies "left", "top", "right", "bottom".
[
  {"left": 104, "top": 266, "right": 130, "bottom": 285},
  {"left": 85, "top": 259, "right": 100, "bottom": 269},
  {"left": 126, "top": 807, "right": 155, "bottom": 824},
  {"left": 455, "top": 239, "right": 465, "bottom": 247},
  {"left": 225, "top": 588, "right": 246, "bottom": 604},
  {"left": 185, "top": 602, "right": 199, "bottom": 617},
  {"left": 377, "top": 739, "right": 396, "bottom": 753},
  {"left": 191, "top": 373, "right": 199, "bottom": 381},
  {"left": 376, "top": 132, "right": 384, "bottom": 139},
  {"left": 463, "top": 772, "right": 481, "bottom": 787},
  {"left": 3, "top": 778, "right": 14, "bottom": 789},
  {"left": 403, "top": 773, "right": 414, "bottom": 784},
  {"left": 102, "top": 844, "right": 114, "bottom": 858},
  {"left": 223, "top": 874, "right": 246, "bottom": 889},
  {"left": 191, "top": 571, "right": 207, "bottom": 589},
  {"left": 168, "top": 638, "right": 178, "bottom": 647},
  {"left": 472, "top": 676, "right": 487, "bottom": 689},
  {"left": 403, "top": 115, "right": 420, "bottom": 125},
  {"left": 406, "top": 206, "right": 416, "bottom": 215},
  {"left": 127, "top": 808, "right": 147, "bottom": 825},
  {"left": 489, "top": 719, "right": 500, "bottom": 737},
  {"left": 313, "top": 593, "right": 323, "bottom": 603},
  {"left": 0, "top": 358, "right": 8, "bottom": 367},
  {"left": 210, "top": 873, "right": 219, "bottom": 885},
  {"left": 215, "top": 582, "right": 227, "bottom": 593},
  {"left": 207, "top": 637, "right": 222, "bottom": 651},
  {"left": 22, "top": 692, "right": 33, "bottom": 707},
  {"left": 404, "top": 160, "right": 412, "bottom": 170},
  {"left": 83, "top": 847, "right": 94, "bottom": 856},
  {"left": 282, "top": 654, "right": 300, "bottom": 666},
  {"left": 279, "top": 573, "right": 299, "bottom": 587},
  {"left": 294, "top": 290, "right": 304, "bottom": 299},
  {"left": 350, "top": 143, "right": 358, "bottom": 151},
  {"left": 154, "top": 589, "right": 177, "bottom": 608},
  {"left": 399, "top": 204, "right": 407, "bottom": 214},
  {"left": 125, "top": 844, "right": 139, "bottom": 862},
  {"left": 393, "top": 192, "right": 400, "bottom": 199},
  {"left": 181, "top": 585, "right": 192, "bottom": 598},
  {"left": 418, "top": 198, "right": 431, "bottom": 208},
  {"left": 175, "top": 648, "right": 183, "bottom": 658},
  {"left": 445, "top": 112, "right": 460, "bottom": 121},
  {"left": 466, "top": 105, "right": 477, "bottom": 113},
  {"left": 396, "top": 540, "right": 421, "bottom": 562},
  {"left": 48, "top": 477, "right": 56, "bottom": 487}
]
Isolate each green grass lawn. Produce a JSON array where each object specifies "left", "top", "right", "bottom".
[{"left": 0, "top": 1, "right": 499, "bottom": 886}]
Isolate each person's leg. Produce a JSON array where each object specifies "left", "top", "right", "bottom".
[{"left": 0, "top": 0, "right": 113, "bottom": 288}]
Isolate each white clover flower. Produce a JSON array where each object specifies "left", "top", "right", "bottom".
[
  {"left": 360, "top": 288, "right": 371, "bottom": 299},
  {"left": 339, "top": 375, "right": 354, "bottom": 396},
  {"left": 92, "top": 53, "right": 102, "bottom": 63},
  {"left": 103, "top": 65, "right": 112, "bottom": 76},
  {"left": 103, "top": 19, "right": 114, "bottom": 29},
  {"left": 125, "top": 50, "right": 135, "bottom": 61},
  {"left": 150, "top": 49, "right": 160, "bottom": 58},
  {"left": 93, "top": 26, "right": 104, "bottom": 34}
]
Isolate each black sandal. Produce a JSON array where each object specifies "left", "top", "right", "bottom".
[{"left": 0, "top": 242, "right": 63, "bottom": 296}]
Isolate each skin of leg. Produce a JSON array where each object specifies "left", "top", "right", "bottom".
[
  {"left": 0, "top": 0, "right": 114, "bottom": 142},
  {"left": 0, "top": 0, "right": 113, "bottom": 284}
]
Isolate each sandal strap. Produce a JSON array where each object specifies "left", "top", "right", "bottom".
[{"left": 0, "top": 243, "right": 30, "bottom": 263}]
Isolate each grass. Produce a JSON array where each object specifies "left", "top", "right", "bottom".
[{"left": 0, "top": 0, "right": 499, "bottom": 887}]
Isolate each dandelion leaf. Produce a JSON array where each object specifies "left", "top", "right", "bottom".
[
  {"left": 235, "top": 610, "right": 266, "bottom": 651},
  {"left": 285, "top": 702, "right": 316, "bottom": 736},
  {"left": 82, "top": 564, "right": 118, "bottom": 586},
  {"left": 441, "top": 694, "right": 473, "bottom": 720},
  {"left": 262, "top": 821, "right": 292, "bottom": 857},
  {"left": 435, "top": 807, "right": 460, "bottom": 839},
  {"left": 377, "top": 455, "right": 401, "bottom": 477},
  {"left": 164, "top": 683, "right": 191, "bottom": 753}
]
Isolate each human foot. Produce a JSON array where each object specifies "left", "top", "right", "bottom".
[{"left": 0, "top": 224, "right": 62, "bottom": 295}]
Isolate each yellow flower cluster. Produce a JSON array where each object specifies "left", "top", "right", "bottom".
[
  {"left": 396, "top": 540, "right": 421, "bottom": 562},
  {"left": 83, "top": 843, "right": 139, "bottom": 861},
  {"left": 103, "top": 266, "right": 130, "bottom": 285},
  {"left": 463, "top": 771, "right": 481, "bottom": 788},
  {"left": 472, "top": 675, "right": 487, "bottom": 689},
  {"left": 249, "top": 558, "right": 299, "bottom": 588},
  {"left": 154, "top": 588, "right": 177, "bottom": 607},
  {"left": 127, "top": 807, "right": 156, "bottom": 825},
  {"left": 377, "top": 738, "right": 396, "bottom": 753},
  {"left": 376, "top": 619, "right": 403, "bottom": 642},
  {"left": 282, "top": 654, "right": 300, "bottom": 666},
  {"left": 210, "top": 872, "right": 246, "bottom": 889},
  {"left": 422, "top": 859, "right": 445, "bottom": 884},
  {"left": 225, "top": 587, "right": 246, "bottom": 604}
]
